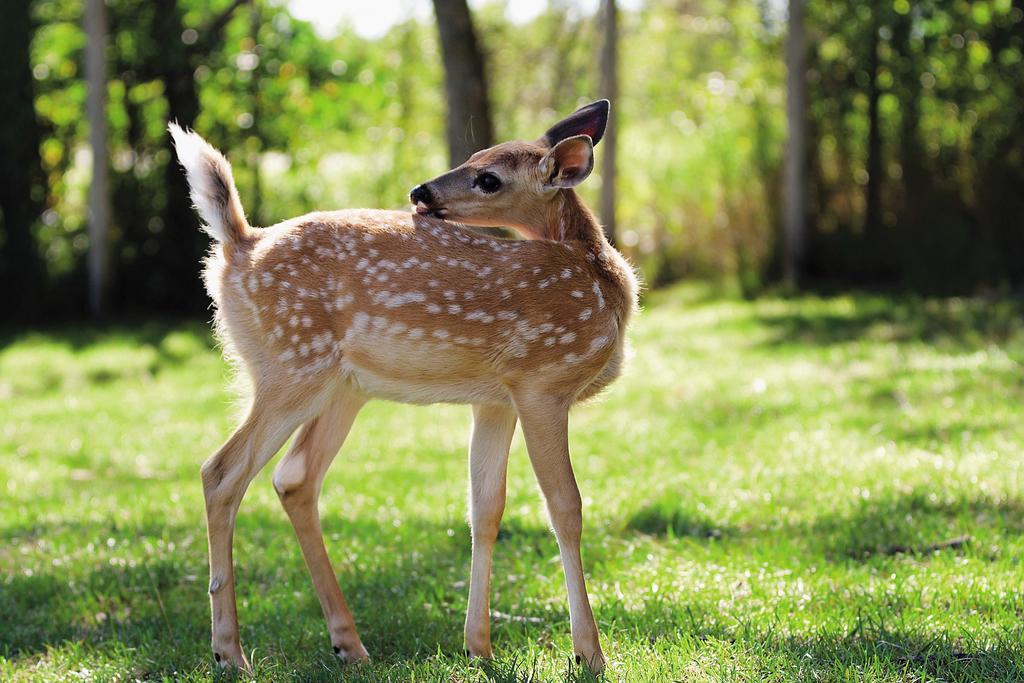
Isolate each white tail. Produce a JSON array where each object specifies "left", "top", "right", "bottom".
[
  {"left": 168, "top": 123, "right": 251, "bottom": 246},
  {"left": 179, "top": 100, "right": 636, "bottom": 676}
]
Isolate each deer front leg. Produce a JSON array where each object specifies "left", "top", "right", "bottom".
[
  {"left": 273, "top": 388, "right": 369, "bottom": 663},
  {"left": 202, "top": 397, "right": 310, "bottom": 670},
  {"left": 465, "top": 403, "right": 517, "bottom": 659},
  {"left": 512, "top": 392, "right": 605, "bottom": 674}
]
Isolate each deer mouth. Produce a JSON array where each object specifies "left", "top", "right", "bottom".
[{"left": 414, "top": 201, "right": 448, "bottom": 219}]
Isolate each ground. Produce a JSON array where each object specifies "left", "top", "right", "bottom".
[{"left": 1, "top": 284, "right": 1023, "bottom": 682}]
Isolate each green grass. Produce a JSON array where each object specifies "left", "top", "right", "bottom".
[{"left": 2, "top": 285, "right": 1024, "bottom": 681}]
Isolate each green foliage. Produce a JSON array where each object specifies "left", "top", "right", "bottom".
[
  {"left": 20, "top": 0, "right": 1024, "bottom": 314},
  {"left": 807, "top": 0, "right": 1024, "bottom": 291},
  {"left": 3, "top": 285, "right": 1024, "bottom": 680}
]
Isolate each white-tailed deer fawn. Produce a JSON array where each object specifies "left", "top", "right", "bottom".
[{"left": 170, "top": 99, "right": 637, "bottom": 675}]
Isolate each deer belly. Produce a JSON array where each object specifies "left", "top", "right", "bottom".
[{"left": 339, "top": 342, "right": 507, "bottom": 405}]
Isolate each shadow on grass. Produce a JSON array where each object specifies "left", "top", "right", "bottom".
[
  {"left": 612, "top": 600, "right": 1024, "bottom": 681},
  {"left": 626, "top": 497, "right": 737, "bottom": 540},
  {"left": 626, "top": 488, "right": 1024, "bottom": 561},
  {"left": 4, "top": 502, "right": 1023, "bottom": 681},
  {"left": 0, "top": 318, "right": 217, "bottom": 383},
  {"left": 808, "top": 489, "right": 1024, "bottom": 560},
  {"left": 756, "top": 295, "right": 1024, "bottom": 348},
  {"left": 0, "top": 513, "right": 583, "bottom": 681}
]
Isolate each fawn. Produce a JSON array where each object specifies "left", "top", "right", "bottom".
[{"left": 169, "top": 99, "right": 638, "bottom": 674}]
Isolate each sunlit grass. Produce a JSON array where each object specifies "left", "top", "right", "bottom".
[{"left": 2, "top": 285, "right": 1023, "bottom": 681}]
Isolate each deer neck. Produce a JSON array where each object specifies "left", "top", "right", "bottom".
[
  {"left": 544, "top": 189, "right": 638, "bottom": 321},
  {"left": 541, "top": 189, "right": 609, "bottom": 252}
]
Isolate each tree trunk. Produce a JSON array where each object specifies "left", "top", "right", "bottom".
[
  {"left": 431, "top": 0, "right": 494, "bottom": 166},
  {"left": 248, "top": 1, "right": 263, "bottom": 224},
  {"left": 0, "top": 0, "right": 45, "bottom": 320},
  {"left": 783, "top": 0, "right": 807, "bottom": 285},
  {"left": 864, "top": 1, "right": 882, "bottom": 255},
  {"left": 152, "top": 0, "right": 210, "bottom": 313},
  {"left": 599, "top": 0, "right": 618, "bottom": 246},
  {"left": 86, "top": 0, "right": 111, "bottom": 316}
]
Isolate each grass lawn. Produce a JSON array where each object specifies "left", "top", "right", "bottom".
[{"left": 2, "top": 284, "right": 1023, "bottom": 681}]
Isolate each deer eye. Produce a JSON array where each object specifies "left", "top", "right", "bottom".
[{"left": 474, "top": 172, "right": 502, "bottom": 193}]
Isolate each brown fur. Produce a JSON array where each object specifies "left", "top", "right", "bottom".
[{"left": 173, "top": 100, "right": 636, "bottom": 675}]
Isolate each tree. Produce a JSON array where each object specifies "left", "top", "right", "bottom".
[
  {"left": 85, "top": 0, "right": 110, "bottom": 316},
  {"left": 783, "top": 0, "right": 807, "bottom": 285},
  {"left": 431, "top": 0, "right": 494, "bottom": 166},
  {"left": 0, "top": 0, "right": 45, "bottom": 320},
  {"left": 599, "top": 0, "right": 618, "bottom": 246},
  {"left": 863, "top": 0, "right": 882, "bottom": 256},
  {"left": 106, "top": 0, "right": 248, "bottom": 313}
]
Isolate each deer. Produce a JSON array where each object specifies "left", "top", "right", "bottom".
[{"left": 169, "top": 99, "right": 638, "bottom": 675}]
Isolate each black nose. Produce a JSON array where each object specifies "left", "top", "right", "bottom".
[{"left": 410, "top": 184, "right": 433, "bottom": 205}]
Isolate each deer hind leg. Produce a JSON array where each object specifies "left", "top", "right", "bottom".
[
  {"left": 512, "top": 391, "right": 605, "bottom": 674},
  {"left": 272, "top": 386, "right": 369, "bottom": 662},
  {"left": 201, "top": 385, "right": 324, "bottom": 670},
  {"left": 464, "top": 403, "right": 517, "bottom": 659}
]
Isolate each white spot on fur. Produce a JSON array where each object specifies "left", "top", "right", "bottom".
[
  {"left": 373, "top": 290, "right": 427, "bottom": 308},
  {"left": 466, "top": 310, "right": 495, "bottom": 323},
  {"left": 333, "top": 293, "right": 354, "bottom": 310},
  {"left": 592, "top": 281, "right": 605, "bottom": 309},
  {"left": 579, "top": 308, "right": 593, "bottom": 321}
]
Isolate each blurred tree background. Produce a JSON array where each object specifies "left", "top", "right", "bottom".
[{"left": 2, "top": 0, "right": 1022, "bottom": 320}]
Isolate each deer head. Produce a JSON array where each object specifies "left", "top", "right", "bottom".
[{"left": 409, "top": 100, "right": 610, "bottom": 241}]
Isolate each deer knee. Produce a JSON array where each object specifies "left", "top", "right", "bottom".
[
  {"left": 472, "top": 500, "right": 505, "bottom": 541},
  {"left": 471, "top": 513, "right": 503, "bottom": 545},
  {"left": 201, "top": 456, "right": 242, "bottom": 510},
  {"left": 546, "top": 490, "right": 583, "bottom": 538}
]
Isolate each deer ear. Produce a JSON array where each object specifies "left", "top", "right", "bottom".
[
  {"left": 541, "top": 100, "right": 610, "bottom": 147},
  {"left": 539, "top": 135, "right": 595, "bottom": 189}
]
